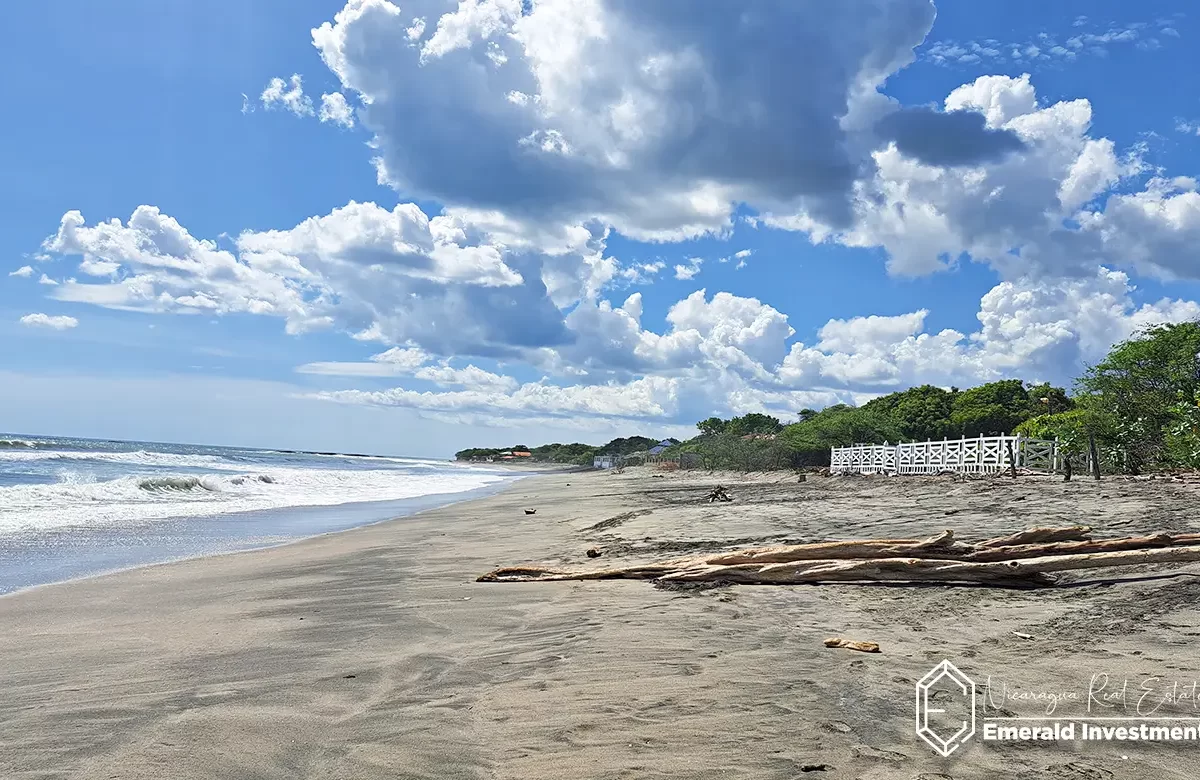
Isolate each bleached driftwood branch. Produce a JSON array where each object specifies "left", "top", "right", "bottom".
[{"left": 477, "top": 526, "right": 1200, "bottom": 588}]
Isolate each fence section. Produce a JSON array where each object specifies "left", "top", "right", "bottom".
[{"left": 831, "top": 435, "right": 1062, "bottom": 476}]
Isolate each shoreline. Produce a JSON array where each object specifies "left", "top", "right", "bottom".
[
  {"left": 5, "top": 468, "right": 1200, "bottom": 778},
  {"left": 0, "top": 474, "right": 530, "bottom": 600}
]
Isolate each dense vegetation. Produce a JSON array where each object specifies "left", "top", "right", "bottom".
[
  {"left": 1015, "top": 322, "right": 1200, "bottom": 473},
  {"left": 455, "top": 436, "right": 672, "bottom": 465},
  {"left": 457, "top": 322, "right": 1200, "bottom": 473}
]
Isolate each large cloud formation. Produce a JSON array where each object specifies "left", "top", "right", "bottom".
[
  {"left": 312, "top": 0, "right": 975, "bottom": 236},
  {"left": 25, "top": 0, "right": 1200, "bottom": 428},
  {"left": 769, "top": 73, "right": 1200, "bottom": 281}
]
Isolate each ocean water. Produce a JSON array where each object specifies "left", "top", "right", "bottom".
[{"left": 0, "top": 434, "right": 514, "bottom": 594}]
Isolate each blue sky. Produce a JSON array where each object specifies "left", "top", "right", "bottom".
[{"left": 4, "top": 0, "right": 1200, "bottom": 457}]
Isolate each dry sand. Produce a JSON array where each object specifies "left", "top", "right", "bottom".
[{"left": 4, "top": 468, "right": 1200, "bottom": 779}]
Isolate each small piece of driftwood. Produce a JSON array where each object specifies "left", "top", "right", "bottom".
[{"left": 824, "top": 637, "right": 881, "bottom": 653}]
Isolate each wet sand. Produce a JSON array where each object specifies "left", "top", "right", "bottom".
[{"left": 4, "top": 468, "right": 1200, "bottom": 779}]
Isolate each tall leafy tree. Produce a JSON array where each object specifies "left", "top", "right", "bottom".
[
  {"left": 950, "top": 379, "right": 1034, "bottom": 437},
  {"left": 596, "top": 436, "right": 659, "bottom": 456},
  {"left": 778, "top": 405, "right": 903, "bottom": 465},
  {"left": 726, "top": 413, "right": 783, "bottom": 436},
  {"left": 863, "top": 384, "right": 956, "bottom": 440},
  {"left": 1077, "top": 322, "right": 1200, "bottom": 470},
  {"left": 1025, "top": 383, "right": 1073, "bottom": 415}
]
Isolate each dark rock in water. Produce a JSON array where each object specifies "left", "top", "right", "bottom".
[{"left": 586, "top": 548, "right": 602, "bottom": 558}]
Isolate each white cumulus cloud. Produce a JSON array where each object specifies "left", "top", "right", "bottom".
[
  {"left": 261, "top": 74, "right": 314, "bottom": 117},
  {"left": 319, "top": 92, "right": 356, "bottom": 127},
  {"left": 310, "top": 0, "right": 942, "bottom": 241},
  {"left": 673, "top": 257, "right": 703, "bottom": 280},
  {"left": 19, "top": 313, "right": 78, "bottom": 330}
]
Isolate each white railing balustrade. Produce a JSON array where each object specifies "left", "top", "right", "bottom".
[{"left": 830, "top": 435, "right": 1063, "bottom": 476}]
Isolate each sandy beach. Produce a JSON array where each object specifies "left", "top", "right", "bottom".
[{"left": 5, "top": 468, "right": 1200, "bottom": 779}]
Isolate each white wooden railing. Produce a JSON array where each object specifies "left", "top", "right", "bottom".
[{"left": 830, "top": 434, "right": 1062, "bottom": 476}]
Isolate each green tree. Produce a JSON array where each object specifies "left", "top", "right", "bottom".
[
  {"left": 454, "top": 447, "right": 503, "bottom": 460},
  {"left": 1075, "top": 322, "right": 1200, "bottom": 469},
  {"left": 1016, "top": 408, "right": 1113, "bottom": 457},
  {"left": 1167, "top": 391, "right": 1200, "bottom": 468},
  {"left": 691, "top": 432, "right": 794, "bottom": 471},
  {"left": 596, "top": 436, "right": 659, "bottom": 456},
  {"left": 1025, "top": 383, "right": 1073, "bottom": 415},
  {"left": 725, "top": 413, "right": 783, "bottom": 436},
  {"left": 529, "top": 442, "right": 599, "bottom": 465},
  {"left": 696, "top": 417, "right": 728, "bottom": 436},
  {"left": 950, "top": 379, "right": 1034, "bottom": 437},
  {"left": 777, "top": 405, "right": 902, "bottom": 466},
  {"left": 863, "top": 384, "right": 956, "bottom": 440}
]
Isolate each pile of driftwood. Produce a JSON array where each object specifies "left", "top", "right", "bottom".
[
  {"left": 478, "top": 526, "right": 1200, "bottom": 588},
  {"left": 706, "top": 485, "right": 732, "bottom": 503}
]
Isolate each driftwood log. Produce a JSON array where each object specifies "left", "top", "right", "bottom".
[
  {"left": 977, "top": 525, "right": 1091, "bottom": 548},
  {"left": 706, "top": 485, "right": 732, "bottom": 503},
  {"left": 824, "top": 637, "right": 880, "bottom": 653},
  {"left": 478, "top": 526, "right": 1200, "bottom": 588}
]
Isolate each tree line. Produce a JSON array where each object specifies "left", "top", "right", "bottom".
[
  {"left": 457, "top": 322, "right": 1200, "bottom": 473},
  {"left": 673, "top": 322, "right": 1200, "bottom": 472},
  {"left": 455, "top": 436, "right": 675, "bottom": 465}
]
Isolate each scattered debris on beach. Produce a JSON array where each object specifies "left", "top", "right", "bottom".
[
  {"left": 586, "top": 548, "right": 603, "bottom": 558},
  {"left": 478, "top": 525, "right": 1200, "bottom": 588},
  {"left": 705, "top": 485, "right": 732, "bottom": 503},
  {"left": 524, "top": 508, "right": 537, "bottom": 515}
]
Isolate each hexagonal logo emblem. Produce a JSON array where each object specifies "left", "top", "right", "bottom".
[{"left": 915, "top": 660, "right": 976, "bottom": 757}]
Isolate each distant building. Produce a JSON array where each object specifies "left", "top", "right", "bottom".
[
  {"left": 512, "top": 451, "right": 532, "bottom": 458},
  {"left": 647, "top": 439, "right": 674, "bottom": 455},
  {"left": 593, "top": 455, "right": 621, "bottom": 469}
]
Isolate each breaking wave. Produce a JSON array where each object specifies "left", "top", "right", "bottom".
[
  {"left": 0, "top": 466, "right": 504, "bottom": 534},
  {"left": 0, "top": 438, "right": 51, "bottom": 449},
  {"left": 0, "top": 448, "right": 235, "bottom": 468},
  {"left": 137, "top": 475, "right": 220, "bottom": 492}
]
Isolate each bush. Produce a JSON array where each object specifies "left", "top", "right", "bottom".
[
  {"left": 687, "top": 434, "right": 795, "bottom": 471},
  {"left": 1167, "top": 392, "right": 1200, "bottom": 469}
]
